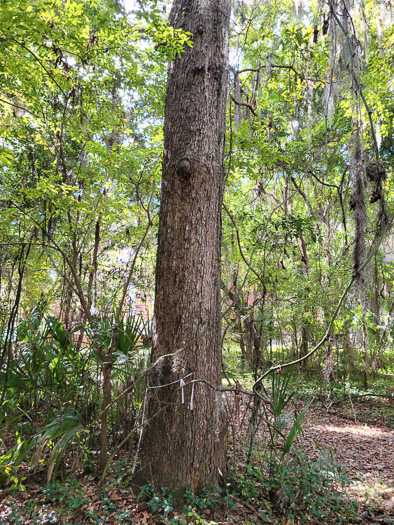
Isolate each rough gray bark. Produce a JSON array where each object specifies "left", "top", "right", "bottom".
[{"left": 135, "top": 0, "right": 230, "bottom": 498}]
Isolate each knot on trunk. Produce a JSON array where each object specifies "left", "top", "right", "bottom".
[{"left": 177, "top": 158, "right": 191, "bottom": 180}]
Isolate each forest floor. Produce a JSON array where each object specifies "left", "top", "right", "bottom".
[
  {"left": 0, "top": 396, "right": 393, "bottom": 524},
  {"left": 304, "top": 400, "right": 394, "bottom": 523}
]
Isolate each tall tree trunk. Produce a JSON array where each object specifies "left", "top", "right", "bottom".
[{"left": 135, "top": 0, "right": 230, "bottom": 499}]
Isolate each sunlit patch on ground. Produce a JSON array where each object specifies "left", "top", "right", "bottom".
[
  {"left": 305, "top": 417, "right": 394, "bottom": 477},
  {"left": 310, "top": 423, "right": 391, "bottom": 438}
]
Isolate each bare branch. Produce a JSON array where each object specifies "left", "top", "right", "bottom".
[{"left": 230, "top": 94, "right": 257, "bottom": 117}]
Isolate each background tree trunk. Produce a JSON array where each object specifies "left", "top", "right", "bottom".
[{"left": 135, "top": 0, "right": 230, "bottom": 499}]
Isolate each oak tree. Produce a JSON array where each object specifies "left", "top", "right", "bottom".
[{"left": 136, "top": 0, "right": 231, "bottom": 498}]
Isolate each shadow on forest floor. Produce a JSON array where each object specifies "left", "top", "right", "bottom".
[{"left": 304, "top": 404, "right": 394, "bottom": 522}]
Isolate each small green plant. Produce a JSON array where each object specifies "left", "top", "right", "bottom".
[
  {"left": 183, "top": 507, "right": 209, "bottom": 524},
  {"left": 243, "top": 370, "right": 359, "bottom": 522},
  {"left": 138, "top": 484, "right": 174, "bottom": 518},
  {"left": 182, "top": 486, "right": 240, "bottom": 523},
  {"left": 42, "top": 479, "right": 88, "bottom": 510},
  {"left": 102, "top": 488, "right": 117, "bottom": 515},
  {"left": 115, "top": 509, "right": 131, "bottom": 521},
  {"left": 184, "top": 487, "right": 221, "bottom": 512},
  {"left": 138, "top": 484, "right": 236, "bottom": 523}
]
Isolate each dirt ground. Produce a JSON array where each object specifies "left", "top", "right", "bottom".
[
  {"left": 0, "top": 396, "right": 393, "bottom": 524},
  {"left": 305, "top": 400, "right": 394, "bottom": 522}
]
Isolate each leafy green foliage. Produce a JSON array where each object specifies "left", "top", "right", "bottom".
[
  {"left": 0, "top": 410, "right": 84, "bottom": 486},
  {"left": 238, "top": 453, "right": 358, "bottom": 523}
]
